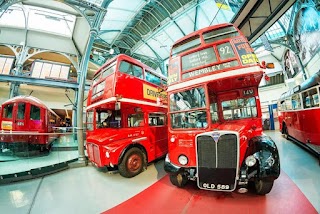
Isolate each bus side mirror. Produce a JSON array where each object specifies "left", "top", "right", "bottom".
[
  {"left": 260, "top": 61, "right": 274, "bottom": 69},
  {"left": 266, "top": 63, "right": 275, "bottom": 69}
]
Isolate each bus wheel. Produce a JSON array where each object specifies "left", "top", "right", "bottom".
[
  {"left": 254, "top": 179, "right": 274, "bottom": 195},
  {"left": 283, "top": 124, "right": 289, "bottom": 139},
  {"left": 169, "top": 172, "right": 188, "bottom": 188},
  {"left": 119, "top": 147, "right": 146, "bottom": 178}
]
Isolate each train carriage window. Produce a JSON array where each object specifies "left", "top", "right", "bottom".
[
  {"left": 2, "top": 104, "right": 13, "bottom": 118},
  {"left": 30, "top": 105, "right": 40, "bottom": 120},
  {"left": 17, "top": 103, "right": 26, "bottom": 119}
]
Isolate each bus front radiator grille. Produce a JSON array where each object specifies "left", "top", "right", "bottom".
[
  {"left": 88, "top": 143, "right": 101, "bottom": 166},
  {"left": 196, "top": 133, "right": 238, "bottom": 191},
  {"left": 197, "top": 133, "right": 238, "bottom": 169}
]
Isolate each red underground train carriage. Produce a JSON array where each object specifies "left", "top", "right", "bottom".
[{"left": 0, "top": 95, "right": 60, "bottom": 152}]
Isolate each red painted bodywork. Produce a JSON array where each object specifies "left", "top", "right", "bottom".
[
  {"left": 86, "top": 123, "right": 168, "bottom": 167},
  {"left": 167, "top": 23, "right": 264, "bottom": 170},
  {"left": 279, "top": 109, "right": 320, "bottom": 146},
  {"left": 167, "top": 86, "right": 263, "bottom": 168},
  {"left": 86, "top": 54, "right": 168, "bottom": 169},
  {"left": 0, "top": 96, "right": 59, "bottom": 146}
]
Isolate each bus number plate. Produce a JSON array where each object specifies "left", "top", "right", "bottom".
[{"left": 202, "top": 183, "right": 230, "bottom": 190}]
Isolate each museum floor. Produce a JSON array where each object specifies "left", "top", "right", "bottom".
[{"left": 0, "top": 130, "right": 319, "bottom": 214}]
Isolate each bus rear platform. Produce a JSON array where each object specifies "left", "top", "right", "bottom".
[{"left": 0, "top": 130, "right": 319, "bottom": 213}]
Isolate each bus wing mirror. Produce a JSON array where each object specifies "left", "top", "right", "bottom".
[
  {"left": 260, "top": 61, "right": 274, "bottom": 69},
  {"left": 266, "top": 63, "right": 275, "bottom": 69}
]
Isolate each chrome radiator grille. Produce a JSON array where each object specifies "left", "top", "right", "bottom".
[{"left": 196, "top": 132, "right": 238, "bottom": 191}]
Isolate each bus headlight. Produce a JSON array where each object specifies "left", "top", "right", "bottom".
[
  {"left": 170, "top": 137, "right": 176, "bottom": 143},
  {"left": 178, "top": 155, "right": 188, "bottom": 165},
  {"left": 105, "top": 151, "right": 110, "bottom": 158},
  {"left": 245, "top": 155, "right": 256, "bottom": 167}
]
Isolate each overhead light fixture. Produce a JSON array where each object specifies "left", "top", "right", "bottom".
[
  {"left": 85, "top": 10, "right": 95, "bottom": 17},
  {"left": 109, "top": 48, "right": 114, "bottom": 55}
]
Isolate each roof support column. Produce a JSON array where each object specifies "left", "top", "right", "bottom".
[
  {"left": 75, "top": 0, "right": 112, "bottom": 165},
  {"left": 9, "top": 45, "right": 28, "bottom": 98},
  {"left": 76, "top": 30, "right": 98, "bottom": 164}
]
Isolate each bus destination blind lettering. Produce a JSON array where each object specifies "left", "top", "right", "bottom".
[
  {"left": 168, "top": 57, "right": 180, "bottom": 84},
  {"left": 182, "top": 60, "right": 239, "bottom": 80},
  {"left": 233, "top": 38, "right": 259, "bottom": 65},
  {"left": 143, "top": 84, "right": 167, "bottom": 102},
  {"left": 182, "top": 47, "right": 217, "bottom": 71}
]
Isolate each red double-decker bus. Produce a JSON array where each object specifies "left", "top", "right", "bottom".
[
  {"left": 164, "top": 23, "right": 280, "bottom": 195},
  {"left": 278, "top": 71, "right": 320, "bottom": 157},
  {"left": 86, "top": 54, "right": 168, "bottom": 178}
]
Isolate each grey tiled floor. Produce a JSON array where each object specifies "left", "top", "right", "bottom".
[{"left": 0, "top": 130, "right": 319, "bottom": 213}]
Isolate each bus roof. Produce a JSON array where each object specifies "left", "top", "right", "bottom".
[
  {"left": 93, "top": 54, "right": 167, "bottom": 79},
  {"left": 172, "top": 23, "right": 236, "bottom": 47},
  {"left": 279, "top": 71, "right": 320, "bottom": 100},
  {"left": 300, "top": 70, "right": 320, "bottom": 91}
]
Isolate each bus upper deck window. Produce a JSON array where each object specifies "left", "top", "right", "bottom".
[
  {"left": 119, "top": 61, "right": 143, "bottom": 79},
  {"left": 171, "top": 35, "right": 201, "bottom": 56},
  {"left": 102, "top": 63, "right": 116, "bottom": 78},
  {"left": 119, "top": 61, "right": 131, "bottom": 74},
  {"left": 132, "top": 65, "right": 143, "bottom": 79},
  {"left": 146, "top": 71, "right": 161, "bottom": 86},
  {"left": 203, "top": 26, "right": 239, "bottom": 43}
]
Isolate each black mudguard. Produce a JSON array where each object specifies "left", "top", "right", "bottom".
[
  {"left": 164, "top": 154, "right": 181, "bottom": 173},
  {"left": 245, "top": 135, "right": 280, "bottom": 180}
]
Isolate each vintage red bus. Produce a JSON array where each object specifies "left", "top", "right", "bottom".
[
  {"left": 278, "top": 71, "right": 320, "bottom": 157},
  {"left": 164, "top": 23, "right": 280, "bottom": 195},
  {"left": 86, "top": 54, "right": 168, "bottom": 178},
  {"left": 0, "top": 95, "right": 60, "bottom": 152}
]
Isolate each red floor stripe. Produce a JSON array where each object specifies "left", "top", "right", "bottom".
[{"left": 103, "top": 171, "right": 317, "bottom": 214}]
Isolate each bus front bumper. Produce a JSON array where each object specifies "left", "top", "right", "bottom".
[{"left": 164, "top": 154, "right": 181, "bottom": 173}]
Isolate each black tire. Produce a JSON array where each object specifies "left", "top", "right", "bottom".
[
  {"left": 254, "top": 179, "right": 274, "bottom": 195},
  {"left": 283, "top": 124, "right": 289, "bottom": 139},
  {"left": 118, "top": 147, "right": 146, "bottom": 178},
  {"left": 169, "top": 172, "right": 188, "bottom": 188}
]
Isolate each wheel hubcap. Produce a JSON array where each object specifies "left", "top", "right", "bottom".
[{"left": 127, "top": 154, "right": 141, "bottom": 171}]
